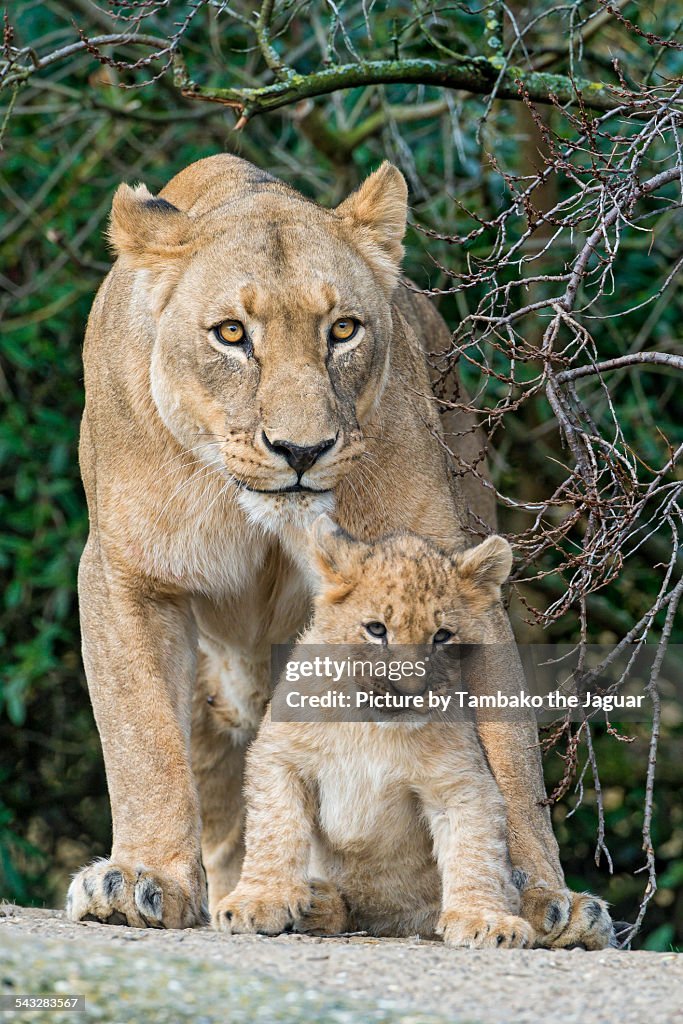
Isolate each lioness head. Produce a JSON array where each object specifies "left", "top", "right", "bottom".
[
  {"left": 308, "top": 515, "right": 513, "bottom": 645},
  {"left": 108, "top": 156, "right": 407, "bottom": 524}
]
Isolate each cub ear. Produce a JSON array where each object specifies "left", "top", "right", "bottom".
[
  {"left": 108, "top": 183, "right": 192, "bottom": 271},
  {"left": 336, "top": 162, "right": 408, "bottom": 293},
  {"left": 310, "top": 514, "right": 364, "bottom": 601},
  {"left": 457, "top": 536, "right": 512, "bottom": 595}
]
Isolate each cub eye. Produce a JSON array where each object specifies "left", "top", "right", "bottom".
[
  {"left": 330, "top": 318, "right": 360, "bottom": 343},
  {"left": 433, "top": 628, "right": 453, "bottom": 645},
  {"left": 365, "top": 621, "right": 387, "bottom": 639},
  {"left": 214, "top": 320, "right": 245, "bottom": 344}
]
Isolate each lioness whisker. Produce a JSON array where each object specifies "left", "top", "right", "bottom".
[
  {"left": 355, "top": 460, "right": 388, "bottom": 520},
  {"left": 157, "top": 441, "right": 224, "bottom": 474},
  {"left": 183, "top": 469, "right": 232, "bottom": 522},
  {"left": 194, "top": 477, "right": 236, "bottom": 532},
  {"left": 156, "top": 453, "right": 222, "bottom": 484},
  {"left": 151, "top": 463, "right": 223, "bottom": 531}
]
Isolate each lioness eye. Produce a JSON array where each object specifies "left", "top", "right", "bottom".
[
  {"left": 433, "top": 628, "right": 453, "bottom": 644},
  {"left": 365, "top": 621, "right": 387, "bottom": 639},
  {"left": 214, "top": 320, "right": 245, "bottom": 344},
  {"left": 330, "top": 318, "right": 360, "bottom": 343}
]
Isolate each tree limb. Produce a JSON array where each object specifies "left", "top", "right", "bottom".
[
  {"left": 176, "top": 56, "right": 631, "bottom": 119},
  {"left": 556, "top": 352, "right": 683, "bottom": 382},
  {"left": 255, "top": 0, "right": 287, "bottom": 77},
  {"left": 1, "top": 34, "right": 169, "bottom": 89}
]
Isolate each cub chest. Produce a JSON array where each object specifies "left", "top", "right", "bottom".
[{"left": 313, "top": 755, "right": 422, "bottom": 852}]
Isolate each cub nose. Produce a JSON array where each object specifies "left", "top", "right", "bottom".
[
  {"left": 391, "top": 676, "right": 429, "bottom": 698},
  {"left": 262, "top": 433, "right": 336, "bottom": 477}
]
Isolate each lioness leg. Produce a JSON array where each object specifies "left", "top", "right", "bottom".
[
  {"left": 67, "top": 543, "right": 207, "bottom": 928},
  {"left": 190, "top": 700, "right": 248, "bottom": 913},
  {"left": 191, "top": 630, "right": 276, "bottom": 913}
]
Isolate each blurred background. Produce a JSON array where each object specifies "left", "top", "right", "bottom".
[{"left": 1, "top": 1, "right": 682, "bottom": 948}]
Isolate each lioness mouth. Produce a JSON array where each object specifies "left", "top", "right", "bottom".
[{"left": 240, "top": 482, "right": 332, "bottom": 496}]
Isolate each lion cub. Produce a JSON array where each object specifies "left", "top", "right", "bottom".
[{"left": 215, "top": 516, "right": 534, "bottom": 948}]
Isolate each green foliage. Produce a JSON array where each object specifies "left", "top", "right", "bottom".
[{"left": 1, "top": 0, "right": 682, "bottom": 949}]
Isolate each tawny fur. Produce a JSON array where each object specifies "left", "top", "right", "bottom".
[
  {"left": 67, "top": 154, "right": 611, "bottom": 948},
  {"left": 216, "top": 524, "right": 535, "bottom": 948}
]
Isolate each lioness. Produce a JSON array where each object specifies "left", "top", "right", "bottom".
[
  {"left": 216, "top": 517, "right": 535, "bottom": 948},
  {"left": 67, "top": 154, "right": 611, "bottom": 949}
]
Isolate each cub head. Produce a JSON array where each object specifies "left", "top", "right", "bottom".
[
  {"left": 108, "top": 157, "right": 408, "bottom": 523},
  {"left": 308, "top": 515, "right": 513, "bottom": 645}
]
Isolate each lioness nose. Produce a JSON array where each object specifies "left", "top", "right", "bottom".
[{"left": 263, "top": 433, "right": 336, "bottom": 477}]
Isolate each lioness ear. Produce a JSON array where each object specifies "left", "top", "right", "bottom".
[
  {"left": 311, "top": 514, "right": 364, "bottom": 602},
  {"left": 108, "top": 183, "right": 192, "bottom": 271},
  {"left": 336, "top": 162, "right": 408, "bottom": 293},
  {"left": 457, "top": 536, "right": 512, "bottom": 595}
]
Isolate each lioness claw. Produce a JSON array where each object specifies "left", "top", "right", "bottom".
[
  {"left": 66, "top": 859, "right": 208, "bottom": 930},
  {"left": 520, "top": 884, "right": 612, "bottom": 950}
]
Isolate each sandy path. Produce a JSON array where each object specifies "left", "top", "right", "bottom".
[{"left": 1, "top": 905, "right": 680, "bottom": 1024}]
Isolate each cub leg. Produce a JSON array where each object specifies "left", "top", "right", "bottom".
[
  {"left": 213, "top": 723, "right": 315, "bottom": 935},
  {"left": 417, "top": 742, "right": 535, "bottom": 949},
  {"left": 464, "top": 623, "right": 612, "bottom": 949},
  {"left": 67, "top": 544, "right": 207, "bottom": 929}
]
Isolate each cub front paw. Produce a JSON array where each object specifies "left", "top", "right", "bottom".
[
  {"left": 214, "top": 883, "right": 311, "bottom": 935},
  {"left": 294, "top": 879, "right": 349, "bottom": 936},
  {"left": 439, "top": 910, "right": 535, "bottom": 949},
  {"left": 66, "top": 859, "right": 208, "bottom": 929},
  {"left": 520, "top": 883, "right": 612, "bottom": 950}
]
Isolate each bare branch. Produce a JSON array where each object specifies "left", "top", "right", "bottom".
[{"left": 556, "top": 351, "right": 683, "bottom": 383}]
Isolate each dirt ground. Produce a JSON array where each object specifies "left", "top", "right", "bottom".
[{"left": 1, "top": 904, "right": 681, "bottom": 1024}]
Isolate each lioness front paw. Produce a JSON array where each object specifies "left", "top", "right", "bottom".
[
  {"left": 439, "top": 910, "right": 535, "bottom": 949},
  {"left": 519, "top": 882, "right": 612, "bottom": 950},
  {"left": 214, "top": 882, "right": 311, "bottom": 935},
  {"left": 66, "top": 859, "right": 208, "bottom": 929}
]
